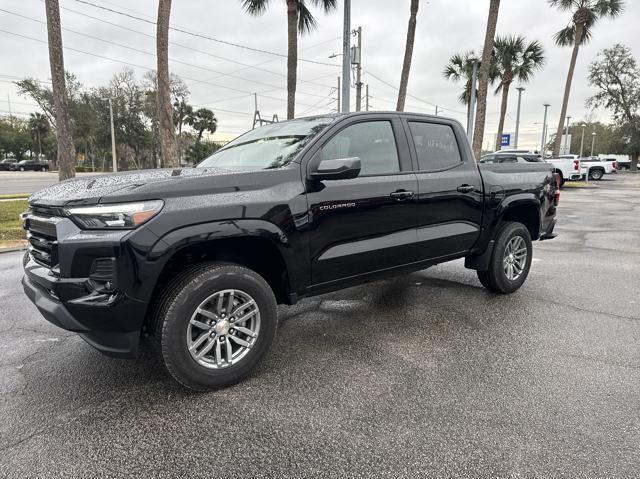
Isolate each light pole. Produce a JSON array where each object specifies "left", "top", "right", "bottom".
[
  {"left": 341, "top": 0, "right": 351, "bottom": 114},
  {"left": 541, "top": 103, "right": 550, "bottom": 158},
  {"left": 564, "top": 115, "right": 571, "bottom": 154},
  {"left": 102, "top": 97, "right": 117, "bottom": 173},
  {"left": 591, "top": 131, "right": 596, "bottom": 157},
  {"left": 467, "top": 60, "right": 478, "bottom": 142},
  {"left": 579, "top": 126, "right": 585, "bottom": 158},
  {"left": 514, "top": 87, "right": 525, "bottom": 149}
]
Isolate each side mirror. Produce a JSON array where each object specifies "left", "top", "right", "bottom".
[{"left": 309, "top": 157, "right": 361, "bottom": 181}]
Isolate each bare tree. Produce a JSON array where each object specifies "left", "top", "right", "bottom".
[
  {"left": 156, "top": 0, "right": 179, "bottom": 167},
  {"left": 396, "top": 0, "right": 420, "bottom": 112},
  {"left": 472, "top": 0, "right": 501, "bottom": 159},
  {"left": 44, "top": 0, "right": 76, "bottom": 180}
]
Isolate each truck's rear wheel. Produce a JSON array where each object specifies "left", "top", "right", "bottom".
[
  {"left": 156, "top": 262, "right": 277, "bottom": 390},
  {"left": 589, "top": 168, "right": 604, "bottom": 180},
  {"left": 477, "top": 222, "right": 532, "bottom": 294}
]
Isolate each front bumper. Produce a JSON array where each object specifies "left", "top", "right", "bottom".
[{"left": 22, "top": 253, "right": 147, "bottom": 358}]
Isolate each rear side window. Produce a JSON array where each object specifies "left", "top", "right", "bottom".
[
  {"left": 408, "top": 122, "right": 462, "bottom": 171},
  {"left": 321, "top": 121, "right": 400, "bottom": 175}
]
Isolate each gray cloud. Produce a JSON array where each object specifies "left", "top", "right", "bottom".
[{"left": 1, "top": 0, "right": 637, "bottom": 149}]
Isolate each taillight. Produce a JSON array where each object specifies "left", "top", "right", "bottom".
[
  {"left": 553, "top": 173, "right": 561, "bottom": 205},
  {"left": 573, "top": 160, "right": 580, "bottom": 171},
  {"left": 613, "top": 161, "right": 617, "bottom": 169}
]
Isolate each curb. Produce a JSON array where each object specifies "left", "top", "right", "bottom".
[{"left": 0, "top": 246, "right": 27, "bottom": 254}]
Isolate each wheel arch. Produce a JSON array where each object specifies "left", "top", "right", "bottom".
[
  {"left": 498, "top": 197, "right": 541, "bottom": 240},
  {"left": 143, "top": 220, "right": 296, "bottom": 312}
]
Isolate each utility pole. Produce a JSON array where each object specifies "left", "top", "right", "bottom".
[
  {"left": 365, "top": 84, "right": 369, "bottom": 111},
  {"left": 541, "top": 103, "right": 550, "bottom": 158},
  {"left": 514, "top": 87, "right": 525, "bottom": 149},
  {"left": 337, "top": 77, "right": 341, "bottom": 113},
  {"left": 341, "top": 0, "right": 351, "bottom": 114},
  {"left": 467, "top": 60, "right": 478, "bottom": 141},
  {"left": 435, "top": 105, "right": 439, "bottom": 116},
  {"left": 353, "top": 26, "right": 363, "bottom": 112},
  {"left": 6, "top": 95, "right": 13, "bottom": 126},
  {"left": 579, "top": 126, "right": 585, "bottom": 158},
  {"left": 102, "top": 97, "right": 117, "bottom": 172},
  {"left": 591, "top": 132, "right": 596, "bottom": 157}
]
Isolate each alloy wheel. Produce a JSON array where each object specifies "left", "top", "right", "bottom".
[
  {"left": 186, "top": 289, "right": 261, "bottom": 369},
  {"left": 503, "top": 235, "right": 527, "bottom": 281}
]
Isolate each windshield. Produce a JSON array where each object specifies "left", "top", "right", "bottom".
[{"left": 197, "top": 117, "right": 334, "bottom": 170}]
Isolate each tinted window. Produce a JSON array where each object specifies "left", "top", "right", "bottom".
[
  {"left": 408, "top": 122, "right": 462, "bottom": 170},
  {"left": 321, "top": 121, "right": 400, "bottom": 175}
]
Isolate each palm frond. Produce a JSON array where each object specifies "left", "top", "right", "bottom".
[
  {"left": 595, "top": 0, "right": 625, "bottom": 18},
  {"left": 297, "top": 1, "right": 318, "bottom": 34},
  {"left": 241, "top": 0, "right": 270, "bottom": 15},
  {"left": 308, "top": 0, "right": 338, "bottom": 13},
  {"left": 554, "top": 25, "right": 576, "bottom": 46}
]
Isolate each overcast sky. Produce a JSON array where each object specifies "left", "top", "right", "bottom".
[{"left": 1, "top": 0, "right": 638, "bottom": 150}]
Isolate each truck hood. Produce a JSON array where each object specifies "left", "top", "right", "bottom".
[{"left": 28, "top": 167, "right": 259, "bottom": 207}]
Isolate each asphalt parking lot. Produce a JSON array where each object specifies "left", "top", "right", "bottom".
[{"left": 1, "top": 174, "right": 639, "bottom": 478}]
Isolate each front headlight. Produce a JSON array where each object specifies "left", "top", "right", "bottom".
[{"left": 65, "top": 200, "right": 164, "bottom": 229}]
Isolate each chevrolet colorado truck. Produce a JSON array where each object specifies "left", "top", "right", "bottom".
[{"left": 21, "top": 112, "right": 558, "bottom": 390}]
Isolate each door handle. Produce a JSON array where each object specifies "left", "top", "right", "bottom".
[
  {"left": 390, "top": 190, "right": 414, "bottom": 200},
  {"left": 457, "top": 185, "right": 476, "bottom": 193}
]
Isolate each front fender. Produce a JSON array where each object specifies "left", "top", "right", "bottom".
[{"left": 131, "top": 219, "right": 298, "bottom": 303}]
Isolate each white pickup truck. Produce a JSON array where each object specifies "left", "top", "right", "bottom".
[
  {"left": 544, "top": 157, "right": 582, "bottom": 186},
  {"left": 579, "top": 157, "right": 617, "bottom": 180}
]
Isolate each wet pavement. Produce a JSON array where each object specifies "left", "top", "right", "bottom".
[{"left": 1, "top": 174, "right": 639, "bottom": 478}]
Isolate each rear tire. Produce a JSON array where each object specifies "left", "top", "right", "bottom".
[
  {"left": 589, "top": 169, "right": 604, "bottom": 180},
  {"left": 19, "top": 167, "right": 25, "bottom": 172},
  {"left": 476, "top": 222, "right": 532, "bottom": 294},
  {"left": 155, "top": 262, "right": 277, "bottom": 391}
]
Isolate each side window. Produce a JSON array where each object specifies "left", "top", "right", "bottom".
[
  {"left": 408, "top": 122, "right": 462, "bottom": 170},
  {"left": 499, "top": 156, "right": 517, "bottom": 164},
  {"left": 320, "top": 121, "right": 400, "bottom": 176}
]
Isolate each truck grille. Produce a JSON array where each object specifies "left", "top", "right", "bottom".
[{"left": 24, "top": 206, "right": 61, "bottom": 269}]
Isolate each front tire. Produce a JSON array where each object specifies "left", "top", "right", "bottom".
[
  {"left": 19, "top": 167, "right": 25, "bottom": 172},
  {"left": 477, "top": 222, "right": 532, "bottom": 294},
  {"left": 155, "top": 262, "right": 277, "bottom": 390}
]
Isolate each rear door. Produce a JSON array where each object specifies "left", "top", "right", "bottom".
[
  {"left": 305, "top": 116, "right": 418, "bottom": 285},
  {"left": 403, "top": 117, "right": 483, "bottom": 261}
]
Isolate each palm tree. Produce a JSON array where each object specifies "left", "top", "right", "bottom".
[
  {"left": 28, "top": 113, "right": 50, "bottom": 159},
  {"left": 188, "top": 108, "right": 218, "bottom": 146},
  {"left": 492, "top": 35, "right": 545, "bottom": 151},
  {"left": 472, "top": 0, "right": 501, "bottom": 159},
  {"left": 550, "top": 0, "right": 624, "bottom": 157},
  {"left": 241, "top": 0, "right": 337, "bottom": 120},
  {"left": 443, "top": 51, "right": 482, "bottom": 119},
  {"left": 44, "top": 0, "right": 76, "bottom": 180},
  {"left": 397, "top": 0, "right": 420, "bottom": 111},
  {"left": 156, "top": 0, "right": 179, "bottom": 168}
]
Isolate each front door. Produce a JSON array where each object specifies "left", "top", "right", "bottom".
[{"left": 305, "top": 117, "right": 418, "bottom": 285}]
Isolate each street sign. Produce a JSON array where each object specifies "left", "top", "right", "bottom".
[{"left": 501, "top": 134, "right": 511, "bottom": 148}]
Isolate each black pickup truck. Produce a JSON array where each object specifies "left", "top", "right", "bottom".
[{"left": 22, "top": 112, "right": 558, "bottom": 390}]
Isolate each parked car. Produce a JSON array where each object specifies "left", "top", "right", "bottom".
[
  {"left": 544, "top": 157, "right": 582, "bottom": 186},
  {"left": 10, "top": 159, "right": 49, "bottom": 172},
  {"left": 480, "top": 153, "right": 543, "bottom": 164},
  {"left": 0, "top": 158, "right": 18, "bottom": 171},
  {"left": 579, "top": 157, "right": 616, "bottom": 180},
  {"left": 21, "top": 112, "right": 558, "bottom": 390}
]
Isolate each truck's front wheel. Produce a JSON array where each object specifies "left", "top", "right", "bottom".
[
  {"left": 477, "top": 222, "right": 532, "bottom": 294},
  {"left": 156, "top": 263, "right": 277, "bottom": 390}
]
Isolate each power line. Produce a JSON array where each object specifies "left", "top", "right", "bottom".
[
  {"left": 71, "top": 0, "right": 340, "bottom": 67},
  {"left": 48, "top": 2, "right": 340, "bottom": 90},
  {"left": 364, "top": 69, "right": 468, "bottom": 116},
  {"left": 2, "top": 7, "right": 334, "bottom": 101},
  {"left": 0, "top": 29, "right": 323, "bottom": 110}
]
